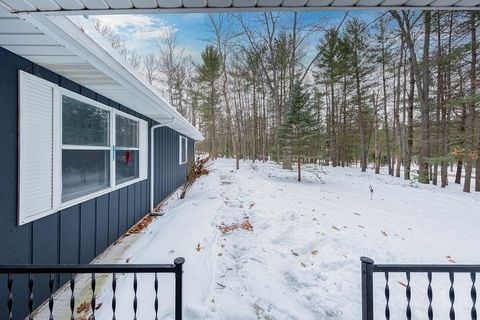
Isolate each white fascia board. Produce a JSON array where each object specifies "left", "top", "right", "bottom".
[{"left": 18, "top": 13, "right": 204, "bottom": 141}]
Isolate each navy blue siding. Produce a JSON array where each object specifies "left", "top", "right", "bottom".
[{"left": 0, "top": 46, "right": 195, "bottom": 319}]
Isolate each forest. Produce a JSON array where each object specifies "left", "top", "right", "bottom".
[{"left": 94, "top": 10, "right": 480, "bottom": 192}]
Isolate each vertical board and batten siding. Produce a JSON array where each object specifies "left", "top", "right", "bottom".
[{"left": 0, "top": 46, "right": 195, "bottom": 319}]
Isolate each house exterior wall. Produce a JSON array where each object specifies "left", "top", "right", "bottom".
[{"left": 0, "top": 46, "right": 195, "bottom": 319}]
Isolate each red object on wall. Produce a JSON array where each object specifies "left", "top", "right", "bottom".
[{"left": 124, "top": 150, "right": 131, "bottom": 165}]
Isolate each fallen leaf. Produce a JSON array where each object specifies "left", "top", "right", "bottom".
[
  {"left": 381, "top": 231, "right": 388, "bottom": 237},
  {"left": 76, "top": 301, "right": 90, "bottom": 314},
  {"left": 332, "top": 226, "right": 340, "bottom": 231},
  {"left": 195, "top": 243, "right": 202, "bottom": 252},
  {"left": 311, "top": 250, "right": 318, "bottom": 256},
  {"left": 446, "top": 256, "right": 456, "bottom": 263},
  {"left": 300, "top": 262, "right": 306, "bottom": 268}
]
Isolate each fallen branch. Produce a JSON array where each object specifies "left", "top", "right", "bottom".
[{"left": 180, "top": 155, "right": 210, "bottom": 199}]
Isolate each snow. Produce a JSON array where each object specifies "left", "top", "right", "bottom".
[{"left": 91, "top": 158, "right": 480, "bottom": 319}]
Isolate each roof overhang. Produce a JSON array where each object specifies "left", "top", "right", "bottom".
[
  {"left": 0, "top": 7, "right": 203, "bottom": 141},
  {"left": 0, "top": 0, "right": 479, "bottom": 13}
]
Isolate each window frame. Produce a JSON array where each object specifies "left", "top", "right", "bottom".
[
  {"left": 114, "top": 112, "right": 141, "bottom": 187},
  {"left": 57, "top": 88, "right": 147, "bottom": 210},
  {"left": 179, "top": 135, "right": 188, "bottom": 165}
]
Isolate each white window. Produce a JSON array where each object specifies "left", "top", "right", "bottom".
[
  {"left": 61, "top": 95, "right": 111, "bottom": 202},
  {"left": 18, "top": 71, "right": 148, "bottom": 225},
  {"left": 179, "top": 136, "right": 188, "bottom": 165}
]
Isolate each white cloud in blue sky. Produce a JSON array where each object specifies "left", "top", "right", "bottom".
[{"left": 95, "top": 11, "right": 381, "bottom": 60}]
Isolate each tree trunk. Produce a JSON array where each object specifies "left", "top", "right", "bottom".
[
  {"left": 392, "top": 11, "right": 431, "bottom": 183},
  {"left": 419, "top": 11, "right": 431, "bottom": 184},
  {"left": 395, "top": 34, "right": 405, "bottom": 178},
  {"left": 456, "top": 68, "right": 466, "bottom": 184},
  {"left": 464, "top": 12, "right": 477, "bottom": 193},
  {"left": 373, "top": 92, "right": 381, "bottom": 174},
  {"left": 330, "top": 80, "right": 338, "bottom": 167},
  {"left": 381, "top": 38, "right": 392, "bottom": 176},
  {"left": 404, "top": 53, "right": 415, "bottom": 180},
  {"left": 476, "top": 140, "right": 480, "bottom": 191},
  {"left": 297, "top": 157, "right": 302, "bottom": 182}
]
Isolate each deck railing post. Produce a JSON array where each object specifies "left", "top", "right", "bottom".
[
  {"left": 174, "top": 257, "right": 185, "bottom": 320},
  {"left": 361, "top": 257, "right": 375, "bottom": 320}
]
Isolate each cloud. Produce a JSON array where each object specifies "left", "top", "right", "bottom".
[
  {"left": 93, "top": 14, "right": 177, "bottom": 53},
  {"left": 132, "top": 26, "right": 175, "bottom": 41}
]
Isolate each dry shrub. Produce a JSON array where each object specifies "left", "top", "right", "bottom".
[
  {"left": 218, "top": 215, "right": 253, "bottom": 234},
  {"left": 180, "top": 155, "right": 210, "bottom": 199}
]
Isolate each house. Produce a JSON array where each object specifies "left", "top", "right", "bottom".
[{"left": 0, "top": 7, "right": 202, "bottom": 318}]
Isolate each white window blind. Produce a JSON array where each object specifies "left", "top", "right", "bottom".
[{"left": 18, "top": 71, "right": 57, "bottom": 225}]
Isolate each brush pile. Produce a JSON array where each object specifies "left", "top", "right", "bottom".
[{"left": 179, "top": 155, "right": 209, "bottom": 199}]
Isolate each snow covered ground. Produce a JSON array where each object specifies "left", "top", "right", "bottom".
[{"left": 89, "top": 158, "right": 480, "bottom": 320}]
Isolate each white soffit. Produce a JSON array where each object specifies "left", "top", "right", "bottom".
[
  {"left": 0, "top": 7, "right": 203, "bottom": 141},
  {"left": 1, "top": 0, "right": 479, "bottom": 12}
]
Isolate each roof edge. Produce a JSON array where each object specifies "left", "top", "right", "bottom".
[{"left": 18, "top": 12, "right": 204, "bottom": 141}]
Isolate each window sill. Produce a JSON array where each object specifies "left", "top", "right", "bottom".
[{"left": 58, "top": 176, "right": 147, "bottom": 212}]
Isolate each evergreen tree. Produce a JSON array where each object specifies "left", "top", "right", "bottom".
[
  {"left": 277, "top": 82, "right": 317, "bottom": 182},
  {"left": 196, "top": 45, "right": 222, "bottom": 158},
  {"left": 315, "top": 28, "right": 348, "bottom": 167}
]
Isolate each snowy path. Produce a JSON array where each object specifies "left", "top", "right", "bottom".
[{"left": 92, "top": 158, "right": 480, "bottom": 320}]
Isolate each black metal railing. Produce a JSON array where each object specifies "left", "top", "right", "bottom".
[
  {"left": 0, "top": 257, "right": 184, "bottom": 320},
  {"left": 361, "top": 256, "right": 480, "bottom": 320}
]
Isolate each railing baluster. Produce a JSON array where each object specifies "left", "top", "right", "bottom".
[
  {"left": 133, "top": 272, "right": 138, "bottom": 320},
  {"left": 449, "top": 272, "right": 455, "bottom": 320},
  {"left": 472, "top": 272, "right": 477, "bottom": 320},
  {"left": 91, "top": 272, "right": 96, "bottom": 320},
  {"left": 175, "top": 257, "right": 185, "bottom": 320},
  {"left": 70, "top": 273, "right": 75, "bottom": 320},
  {"left": 7, "top": 274, "right": 13, "bottom": 320},
  {"left": 406, "top": 272, "right": 412, "bottom": 320},
  {"left": 49, "top": 273, "right": 55, "bottom": 320},
  {"left": 361, "top": 257, "right": 374, "bottom": 320},
  {"left": 427, "top": 272, "right": 433, "bottom": 320},
  {"left": 384, "top": 272, "right": 390, "bottom": 320},
  {"left": 154, "top": 272, "right": 159, "bottom": 320},
  {"left": 28, "top": 273, "right": 34, "bottom": 320},
  {"left": 112, "top": 273, "right": 117, "bottom": 320}
]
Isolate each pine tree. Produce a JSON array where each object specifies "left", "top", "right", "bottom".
[
  {"left": 277, "top": 82, "right": 317, "bottom": 182},
  {"left": 196, "top": 45, "right": 222, "bottom": 158}
]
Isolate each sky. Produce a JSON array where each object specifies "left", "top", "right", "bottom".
[{"left": 93, "top": 10, "right": 380, "bottom": 62}]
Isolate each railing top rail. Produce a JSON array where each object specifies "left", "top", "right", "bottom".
[
  {"left": 373, "top": 264, "right": 480, "bottom": 273},
  {"left": 361, "top": 257, "right": 480, "bottom": 273},
  {"left": 0, "top": 258, "right": 185, "bottom": 274}
]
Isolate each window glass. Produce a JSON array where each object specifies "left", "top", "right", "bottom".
[
  {"left": 62, "top": 150, "right": 110, "bottom": 201},
  {"left": 116, "top": 115, "right": 138, "bottom": 148},
  {"left": 62, "top": 96, "right": 110, "bottom": 146},
  {"left": 115, "top": 150, "right": 139, "bottom": 184}
]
